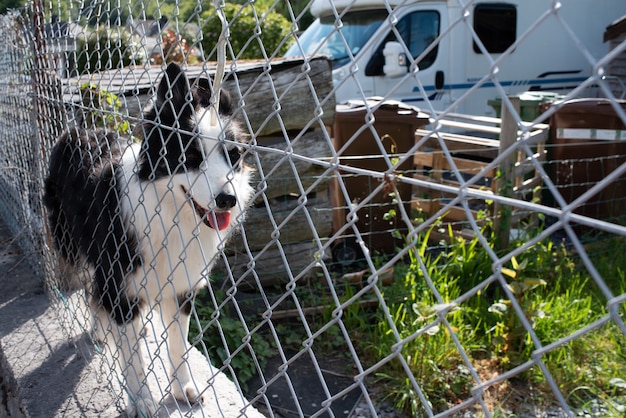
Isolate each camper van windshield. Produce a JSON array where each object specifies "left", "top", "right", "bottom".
[{"left": 285, "top": 10, "right": 385, "bottom": 68}]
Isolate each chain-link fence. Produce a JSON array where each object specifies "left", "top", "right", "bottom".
[{"left": 1, "top": 0, "right": 626, "bottom": 417}]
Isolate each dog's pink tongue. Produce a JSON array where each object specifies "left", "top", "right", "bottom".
[{"left": 208, "top": 211, "right": 231, "bottom": 231}]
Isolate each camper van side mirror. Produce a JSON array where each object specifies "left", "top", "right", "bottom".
[{"left": 383, "top": 41, "right": 408, "bottom": 78}]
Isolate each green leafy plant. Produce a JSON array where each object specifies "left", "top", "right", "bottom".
[
  {"left": 201, "top": 2, "right": 293, "bottom": 60},
  {"left": 489, "top": 255, "right": 548, "bottom": 362},
  {"left": 367, "top": 225, "right": 478, "bottom": 414},
  {"left": 189, "top": 289, "right": 272, "bottom": 389},
  {"left": 190, "top": 229, "right": 626, "bottom": 414},
  {"left": 79, "top": 82, "right": 131, "bottom": 135},
  {"left": 360, "top": 222, "right": 626, "bottom": 415}
]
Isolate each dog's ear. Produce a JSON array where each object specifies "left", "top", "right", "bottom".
[
  {"left": 139, "top": 63, "right": 197, "bottom": 180},
  {"left": 193, "top": 77, "right": 234, "bottom": 116},
  {"left": 155, "top": 63, "right": 194, "bottom": 120},
  {"left": 218, "top": 89, "right": 234, "bottom": 116},
  {"left": 193, "top": 77, "right": 212, "bottom": 108}
]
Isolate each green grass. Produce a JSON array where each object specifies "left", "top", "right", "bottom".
[
  {"left": 361, "top": 227, "right": 626, "bottom": 416},
  {"left": 189, "top": 226, "right": 626, "bottom": 415}
]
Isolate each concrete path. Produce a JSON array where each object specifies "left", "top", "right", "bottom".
[{"left": 0, "top": 226, "right": 264, "bottom": 418}]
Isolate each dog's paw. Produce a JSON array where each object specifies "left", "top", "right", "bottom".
[
  {"left": 173, "top": 381, "right": 204, "bottom": 406},
  {"left": 129, "top": 389, "right": 157, "bottom": 418}
]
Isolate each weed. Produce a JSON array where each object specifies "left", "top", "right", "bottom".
[
  {"left": 362, "top": 224, "right": 626, "bottom": 415},
  {"left": 188, "top": 288, "right": 273, "bottom": 389},
  {"left": 79, "top": 82, "right": 132, "bottom": 135},
  {"left": 188, "top": 229, "right": 626, "bottom": 415}
]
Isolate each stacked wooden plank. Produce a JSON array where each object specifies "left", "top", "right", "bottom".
[{"left": 219, "top": 57, "right": 336, "bottom": 288}]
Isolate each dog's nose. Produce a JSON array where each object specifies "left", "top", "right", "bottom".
[{"left": 216, "top": 193, "right": 237, "bottom": 210}]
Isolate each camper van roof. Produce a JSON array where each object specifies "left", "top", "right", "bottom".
[{"left": 310, "top": 0, "right": 429, "bottom": 18}]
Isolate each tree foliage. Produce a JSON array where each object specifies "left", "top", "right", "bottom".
[
  {"left": 201, "top": 2, "right": 293, "bottom": 60},
  {"left": 2, "top": 0, "right": 310, "bottom": 67},
  {"left": 0, "top": 0, "right": 24, "bottom": 15}
]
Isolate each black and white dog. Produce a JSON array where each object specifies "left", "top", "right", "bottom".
[{"left": 44, "top": 63, "right": 254, "bottom": 416}]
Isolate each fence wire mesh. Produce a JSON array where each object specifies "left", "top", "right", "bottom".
[{"left": 1, "top": 0, "right": 626, "bottom": 417}]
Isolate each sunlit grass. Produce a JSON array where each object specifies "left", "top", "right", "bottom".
[{"left": 363, "top": 227, "right": 626, "bottom": 416}]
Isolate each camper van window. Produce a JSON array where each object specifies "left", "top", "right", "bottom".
[
  {"left": 472, "top": 3, "right": 517, "bottom": 53},
  {"left": 284, "top": 10, "right": 385, "bottom": 69},
  {"left": 365, "top": 11, "right": 440, "bottom": 76}
]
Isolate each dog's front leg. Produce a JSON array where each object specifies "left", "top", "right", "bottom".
[
  {"left": 110, "top": 317, "right": 157, "bottom": 417},
  {"left": 163, "top": 293, "right": 204, "bottom": 405}
]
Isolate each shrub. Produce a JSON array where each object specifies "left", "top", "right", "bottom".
[{"left": 200, "top": 2, "right": 292, "bottom": 60}]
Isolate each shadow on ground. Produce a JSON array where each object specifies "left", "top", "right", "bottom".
[{"left": 246, "top": 349, "right": 363, "bottom": 417}]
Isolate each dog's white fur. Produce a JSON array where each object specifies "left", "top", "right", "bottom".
[
  {"left": 44, "top": 63, "right": 253, "bottom": 416},
  {"left": 114, "top": 136, "right": 251, "bottom": 413}
]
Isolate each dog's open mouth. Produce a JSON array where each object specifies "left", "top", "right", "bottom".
[{"left": 181, "top": 186, "right": 231, "bottom": 231}]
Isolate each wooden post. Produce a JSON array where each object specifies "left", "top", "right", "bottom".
[{"left": 494, "top": 96, "right": 520, "bottom": 250}]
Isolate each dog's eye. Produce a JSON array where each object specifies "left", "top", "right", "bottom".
[{"left": 227, "top": 147, "right": 242, "bottom": 168}]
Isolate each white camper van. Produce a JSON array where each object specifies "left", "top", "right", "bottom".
[{"left": 285, "top": 0, "right": 625, "bottom": 116}]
